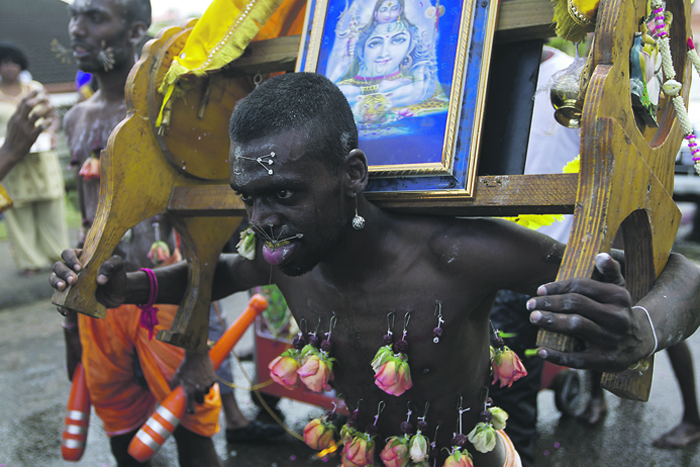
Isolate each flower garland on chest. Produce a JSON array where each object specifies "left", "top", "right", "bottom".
[{"left": 266, "top": 299, "right": 528, "bottom": 466}]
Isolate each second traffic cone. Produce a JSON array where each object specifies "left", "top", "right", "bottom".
[
  {"left": 62, "top": 362, "right": 91, "bottom": 461},
  {"left": 128, "top": 294, "right": 269, "bottom": 462}
]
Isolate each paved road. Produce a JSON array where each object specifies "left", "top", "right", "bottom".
[{"left": 2, "top": 227, "right": 700, "bottom": 466}]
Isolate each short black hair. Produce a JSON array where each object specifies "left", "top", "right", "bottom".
[
  {"left": 0, "top": 41, "right": 29, "bottom": 70},
  {"left": 229, "top": 72, "right": 358, "bottom": 174},
  {"left": 124, "top": 0, "right": 152, "bottom": 28}
]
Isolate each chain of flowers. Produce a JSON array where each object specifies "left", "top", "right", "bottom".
[{"left": 648, "top": 0, "right": 700, "bottom": 174}]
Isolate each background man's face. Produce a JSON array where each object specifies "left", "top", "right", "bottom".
[{"left": 68, "top": 0, "right": 132, "bottom": 73}]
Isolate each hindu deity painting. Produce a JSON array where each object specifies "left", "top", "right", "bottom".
[{"left": 317, "top": 0, "right": 458, "bottom": 167}]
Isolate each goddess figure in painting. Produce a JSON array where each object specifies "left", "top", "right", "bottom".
[{"left": 326, "top": 0, "right": 447, "bottom": 127}]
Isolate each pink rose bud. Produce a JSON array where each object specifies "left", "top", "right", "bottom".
[
  {"left": 268, "top": 351, "right": 301, "bottom": 390},
  {"left": 78, "top": 156, "right": 100, "bottom": 180},
  {"left": 491, "top": 347, "right": 527, "bottom": 388},
  {"left": 380, "top": 436, "right": 410, "bottom": 467},
  {"left": 443, "top": 449, "right": 474, "bottom": 467},
  {"left": 298, "top": 353, "right": 332, "bottom": 393},
  {"left": 304, "top": 418, "right": 337, "bottom": 451},
  {"left": 342, "top": 435, "right": 375, "bottom": 467},
  {"left": 374, "top": 356, "right": 412, "bottom": 396}
]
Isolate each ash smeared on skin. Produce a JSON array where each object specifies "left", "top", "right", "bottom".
[
  {"left": 231, "top": 145, "right": 253, "bottom": 186},
  {"left": 543, "top": 242, "right": 565, "bottom": 264}
]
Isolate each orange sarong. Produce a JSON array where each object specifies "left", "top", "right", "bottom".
[
  {"left": 497, "top": 429, "right": 523, "bottom": 467},
  {"left": 78, "top": 304, "right": 221, "bottom": 437}
]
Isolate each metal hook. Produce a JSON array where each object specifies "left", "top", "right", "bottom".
[
  {"left": 421, "top": 401, "right": 430, "bottom": 420},
  {"left": 434, "top": 300, "right": 442, "bottom": 317},
  {"left": 489, "top": 320, "right": 500, "bottom": 338},
  {"left": 253, "top": 72, "right": 263, "bottom": 87},
  {"left": 402, "top": 311, "right": 411, "bottom": 340},
  {"left": 313, "top": 316, "right": 322, "bottom": 335},
  {"left": 326, "top": 313, "right": 338, "bottom": 341},
  {"left": 387, "top": 311, "right": 395, "bottom": 336},
  {"left": 373, "top": 400, "right": 386, "bottom": 425},
  {"left": 406, "top": 401, "right": 413, "bottom": 421},
  {"left": 456, "top": 396, "right": 470, "bottom": 435},
  {"left": 299, "top": 317, "right": 308, "bottom": 337},
  {"left": 480, "top": 386, "right": 489, "bottom": 407}
]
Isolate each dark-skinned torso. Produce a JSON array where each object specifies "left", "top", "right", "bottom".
[
  {"left": 213, "top": 130, "right": 566, "bottom": 465},
  {"left": 64, "top": 86, "right": 171, "bottom": 271},
  {"left": 64, "top": 0, "right": 167, "bottom": 271}
]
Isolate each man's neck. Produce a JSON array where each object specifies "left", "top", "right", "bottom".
[
  {"left": 92, "top": 58, "right": 135, "bottom": 103},
  {"left": 317, "top": 199, "right": 395, "bottom": 284}
]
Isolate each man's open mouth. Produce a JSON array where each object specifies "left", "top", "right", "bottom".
[{"left": 262, "top": 239, "right": 299, "bottom": 266}]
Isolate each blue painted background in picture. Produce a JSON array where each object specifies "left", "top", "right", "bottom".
[{"left": 318, "top": 0, "right": 461, "bottom": 167}]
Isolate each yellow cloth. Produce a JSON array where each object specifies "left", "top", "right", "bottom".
[{"left": 157, "top": 0, "right": 289, "bottom": 126}]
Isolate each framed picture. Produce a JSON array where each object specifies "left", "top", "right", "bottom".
[{"left": 296, "top": 0, "right": 499, "bottom": 198}]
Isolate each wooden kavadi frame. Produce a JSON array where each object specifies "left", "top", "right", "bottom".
[{"left": 52, "top": 0, "right": 692, "bottom": 402}]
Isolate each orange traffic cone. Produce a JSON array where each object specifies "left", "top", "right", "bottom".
[
  {"left": 62, "top": 362, "right": 91, "bottom": 461},
  {"left": 128, "top": 294, "right": 268, "bottom": 462}
]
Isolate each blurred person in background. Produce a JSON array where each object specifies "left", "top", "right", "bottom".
[{"left": 0, "top": 41, "right": 69, "bottom": 277}]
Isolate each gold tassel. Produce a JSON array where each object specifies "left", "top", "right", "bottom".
[
  {"left": 156, "top": 0, "right": 286, "bottom": 127},
  {"left": 551, "top": 0, "right": 598, "bottom": 43}
]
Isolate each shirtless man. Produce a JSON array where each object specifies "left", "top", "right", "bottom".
[
  {"left": 52, "top": 73, "right": 700, "bottom": 466},
  {"left": 60, "top": 1, "right": 222, "bottom": 465}
]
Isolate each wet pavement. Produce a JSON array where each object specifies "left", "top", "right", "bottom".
[{"left": 2, "top": 219, "right": 700, "bottom": 466}]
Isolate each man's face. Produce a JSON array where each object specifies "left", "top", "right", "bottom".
[
  {"left": 230, "top": 130, "right": 349, "bottom": 277},
  {"left": 68, "top": 0, "right": 131, "bottom": 73}
]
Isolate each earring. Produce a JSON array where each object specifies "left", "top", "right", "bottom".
[
  {"left": 467, "top": 389, "right": 508, "bottom": 454},
  {"left": 433, "top": 300, "right": 445, "bottom": 344},
  {"left": 371, "top": 311, "right": 412, "bottom": 396},
  {"left": 380, "top": 402, "right": 413, "bottom": 466},
  {"left": 340, "top": 400, "right": 382, "bottom": 467},
  {"left": 408, "top": 402, "right": 431, "bottom": 463},
  {"left": 352, "top": 192, "right": 366, "bottom": 230},
  {"left": 445, "top": 397, "right": 473, "bottom": 464}
]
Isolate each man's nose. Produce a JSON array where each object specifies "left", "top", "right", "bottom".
[
  {"left": 69, "top": 17, "right": 87, "bottom": 38},
  {"left": 249, "top": 199, "right": 281, "bottom": 228}
]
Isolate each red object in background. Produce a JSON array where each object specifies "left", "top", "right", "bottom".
[
  {"left": 128, "top": 294, "right": 269, "bottom": 462},
  {"left": 62, "top": 362, "right": 91, "bottom": 461}
]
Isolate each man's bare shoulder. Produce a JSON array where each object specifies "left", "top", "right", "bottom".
[
  {"left": 63, "top": 98, "right": 97, "bottom": 133},
  {"left": 403, "top": 214, "right": 564, "bottom": 289}
]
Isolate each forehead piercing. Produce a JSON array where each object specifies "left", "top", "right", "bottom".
[
  {"left": 235, "top": 151, "right": 276, "bottom": 175},
  {"left": 352, "top": 192, "right": 366, "bottom": 230}
]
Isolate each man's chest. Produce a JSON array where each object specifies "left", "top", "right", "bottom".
[{"left": 66, "top": 108, "right": 125, "bottom": 161}]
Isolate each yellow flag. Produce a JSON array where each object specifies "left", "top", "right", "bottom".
[{"left": 157, "top": 0, "right": 287, "bottom": 126}]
